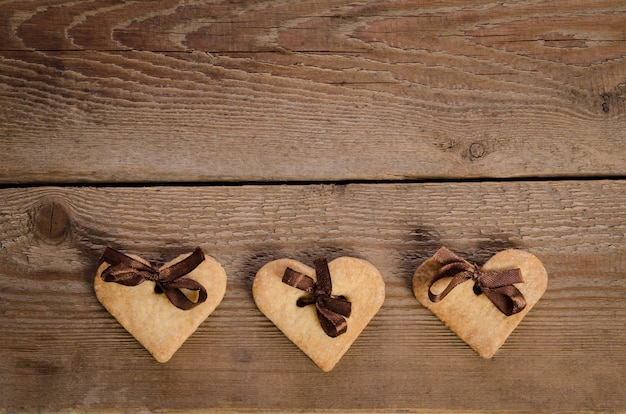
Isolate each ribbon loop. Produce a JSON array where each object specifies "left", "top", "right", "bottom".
[
  {"left": 428, "top": 247, "right": 527, "bottom": 316},
  {"left": 99, "top": 247, "right": 208, "bottom": 311},
  {"left": 282, "top": 258, "right": 352, "bottom": 338},
  {"left": 283, "top": 267, "right": 316, "bottom": 293}
]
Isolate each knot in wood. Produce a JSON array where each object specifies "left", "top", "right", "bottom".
[
  {"left": 469, "top": 142, "right": 486, "bottom": 159},
  {"left": 34, "top": 199, "right": 71, "bottom": 243}
]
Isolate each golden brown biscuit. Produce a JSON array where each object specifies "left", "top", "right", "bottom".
[
  {"left": 95, "top": 249, "right": 227, "bottom": 362},
  {"left": 253, "top": 257, "right": 385, "bottom": 371},
  {"left": 413, "top": 248, "right": 547, "bottom": 358}
]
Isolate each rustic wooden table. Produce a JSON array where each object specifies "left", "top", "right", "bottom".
[{"left": 1, "top": 1, "right": 625, "bottom": 412}]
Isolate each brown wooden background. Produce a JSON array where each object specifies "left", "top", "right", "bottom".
[{"left": 1, "top": 1, "right": 625, "bottom": 412}]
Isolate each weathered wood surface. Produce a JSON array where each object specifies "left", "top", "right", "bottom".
[
  {"left": 1, "top": 182, "right": 625, "bottom": 412},
  {"left": 2, "top": 0, "right": 626, "bottom": 412},
  {"left": 1, "top": 0, "right": 626, "bottom": 183}
]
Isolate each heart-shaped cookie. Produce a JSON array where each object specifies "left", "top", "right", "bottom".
[
  {"left": 412, "top": 248, "right": 547, "bottom": 358},
  {"left": 253, "top": 257, "right": 385, "bottom": 371},
  {"left": 94, "top": 248, "right": 227, "bottom": 362}
]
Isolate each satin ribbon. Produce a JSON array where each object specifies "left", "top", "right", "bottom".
[
  {"left": 282, "top": 258, "right": 352, "bottom": 338},
  {"left": 99, "top": 247, "right": 208, "bottom": 311},
  {"left": 428, "top": 247, "right": 526, "bottom": 316}
]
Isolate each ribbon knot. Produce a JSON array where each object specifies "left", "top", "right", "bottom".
[
  {"left": 428, "top": 247, "right": 527, "bottom": 316},
  {"left": 99, "top": 247, "right": 208, "bottom": 311},
  {"left": 282, "top": 258, "right": 352, "bottom": 338}
]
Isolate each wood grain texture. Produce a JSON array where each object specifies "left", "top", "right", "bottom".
[
  {"left": 1, "top": 0, "right": 626, "bottom": 183},
  {"left": 1, "top": 1, "right": 625, "bottom": 412},
  {"left": 1, "top": 181, "right": 625, "bottom": 411}
]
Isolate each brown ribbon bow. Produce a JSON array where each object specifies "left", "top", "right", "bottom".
[
  {"left": 282, "top": 258, "right": 352, "bottom": 338},
  {"left": 99, "top": 247, "right": 208, "bottom": 311},
  {"left": 428, "top": 247, "right": 526, "bottom": 316}
]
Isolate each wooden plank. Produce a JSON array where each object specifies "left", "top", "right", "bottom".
[
  {"left": 1, "top": 181, "right": 624, "bottom": 411},
  {"left": 1, "top": 1, "right": 626, "bottom": 183}
]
